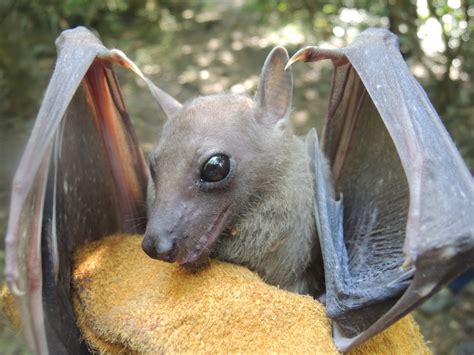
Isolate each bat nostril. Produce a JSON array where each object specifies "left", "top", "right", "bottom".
[
  {"left": 141, "top": 235, "right": 159, "bottom": 259},
  {"left": 156, "top": 237, "right": 178, "bottom": 263}
]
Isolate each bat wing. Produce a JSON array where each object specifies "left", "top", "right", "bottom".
[
  {"left": 4, "top": 27, "right": 157, "bottom": 353},
  {"left": 295, "top": 28, "right": 474, "bottom": 351}
]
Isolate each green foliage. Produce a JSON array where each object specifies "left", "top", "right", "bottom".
[{"left": 0, "top": 0, "right": 471, "bottom": 158}]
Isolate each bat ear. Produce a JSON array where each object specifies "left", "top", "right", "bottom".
[
  {"left": 147, "top": 82, "right": 183, "bottom": 119},
  {"left": 254, "top": 46, "right": 293, "bottom": 127}
]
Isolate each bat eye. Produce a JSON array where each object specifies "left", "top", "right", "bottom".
[{"left": 201, "top": 154, "right": 230, "bottom": 183}]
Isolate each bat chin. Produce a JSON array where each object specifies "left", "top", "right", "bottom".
[
  {"left": 176, "top": 205, "right": 232, "bottom": 270},
  {"left": 177, "top": 253, "right": 210, "bottom": 271}
]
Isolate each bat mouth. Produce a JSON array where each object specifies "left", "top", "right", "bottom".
[{"left": 176, "top": 205, "right": 232, "bottom": 268}]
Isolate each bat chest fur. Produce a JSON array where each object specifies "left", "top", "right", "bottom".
[{"left": 212, "top": 139, "right": 318, "bottom": 294}]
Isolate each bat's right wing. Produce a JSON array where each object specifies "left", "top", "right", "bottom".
[{"left": 294, "top": 28, "right": 474, "bottom": 351}]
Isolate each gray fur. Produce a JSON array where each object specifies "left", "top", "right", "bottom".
[
  {"left": 143, "top": 47, "right": 323, "bottom": 296},
  {"left": 213, "top": 133, "right": 321, "bottom": 294}
]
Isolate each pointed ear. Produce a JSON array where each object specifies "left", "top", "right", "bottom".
[
  {"left": 146, "top": 79, "right": 183, "bottom": 119},
  {"left": 254, "top": 46, "right": 293, "bottom": 126}
]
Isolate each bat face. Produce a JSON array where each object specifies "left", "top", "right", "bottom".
[
  {"left": 143, "top": 94, "right": 287, "bottom": 269},
  {"left": 140, "top": 47, "right": 319, "bottom": 293},
  {"left": 142, "top": 47, "right": 297, "bottom": 273}
]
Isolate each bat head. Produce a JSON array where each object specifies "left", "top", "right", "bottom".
[{"left": 142, "top": 47, "right": 294, "bottom": 269}]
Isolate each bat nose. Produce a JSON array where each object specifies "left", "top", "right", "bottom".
[{"left": 141, "top": 232, "right": 178, "bottom": 262}]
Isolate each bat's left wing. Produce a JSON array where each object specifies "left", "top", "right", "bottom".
[
  {"left": 290, "top": 28, "right": 474, "bottom": 351},
  {"left": 3, "top": 27, "right": 168, "bottom": 354}
]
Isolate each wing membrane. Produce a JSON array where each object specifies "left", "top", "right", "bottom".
[
  {"left": 5, "top": 27, "right": 150, "bottom": 353},
  {"left": 297, "top": 28, "right": 474, "bottom": 351}
]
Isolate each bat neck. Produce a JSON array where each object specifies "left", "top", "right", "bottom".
[{"left": 215, "top": 136, "right": 318, "bottom": 293}]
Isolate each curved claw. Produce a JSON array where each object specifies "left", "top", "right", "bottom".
[
  {"left": 285, "top": 47, "right": 311, "bottom": 70},
  {"left": 285, "top": 46, "right": 348, "bottom": 70},
  {"left": 6, "top": 275, "right": 25, "bottom": 297}
]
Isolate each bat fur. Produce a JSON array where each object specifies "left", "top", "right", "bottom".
[{"left": 143, "top": 48, "right": 325, "bottom": 296}]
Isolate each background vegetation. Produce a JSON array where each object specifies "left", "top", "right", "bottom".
[{"left": 0, "top": 0, "right": 472, "bottom": 354}]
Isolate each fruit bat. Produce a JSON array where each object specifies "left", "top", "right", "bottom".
[
  {"left": 142, "top": 45, "right": 324, "bottom": 296},
  {"left": 4, "top": 27, "right": 474, "bottom": 354}
]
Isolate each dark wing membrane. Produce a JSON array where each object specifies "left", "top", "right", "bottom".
[
  {"left": 298, "top": 28, "right": 474, "bottom": 351},
  {"left": 5, "top": 27, "right": 149, "bottom": 353},
  {"left": 305, "top": 64, "right": 412, "bottom": 349},
  {"left": 325, "top": 62, "right": 412, "bottom": 329}
]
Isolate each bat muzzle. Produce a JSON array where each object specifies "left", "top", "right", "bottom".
[
  {"left": 142, "top": 204, "right": 233, "bottom": 269},
  {"left": 142, "top": 232, "right": 178, "bottom": 262}
]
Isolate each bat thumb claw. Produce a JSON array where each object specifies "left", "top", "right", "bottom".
[
  {"left": 401, "top": 256, "right": 413, "bottom": 270},
  {"left": 285, "top": 49, "right": 307, "bottom": 70},
  {"left": 6, "top": 276, "right": 25, "bottom": 296},
  {"left": 287, "top": 46, "right": 348, "bottom": 68}
]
